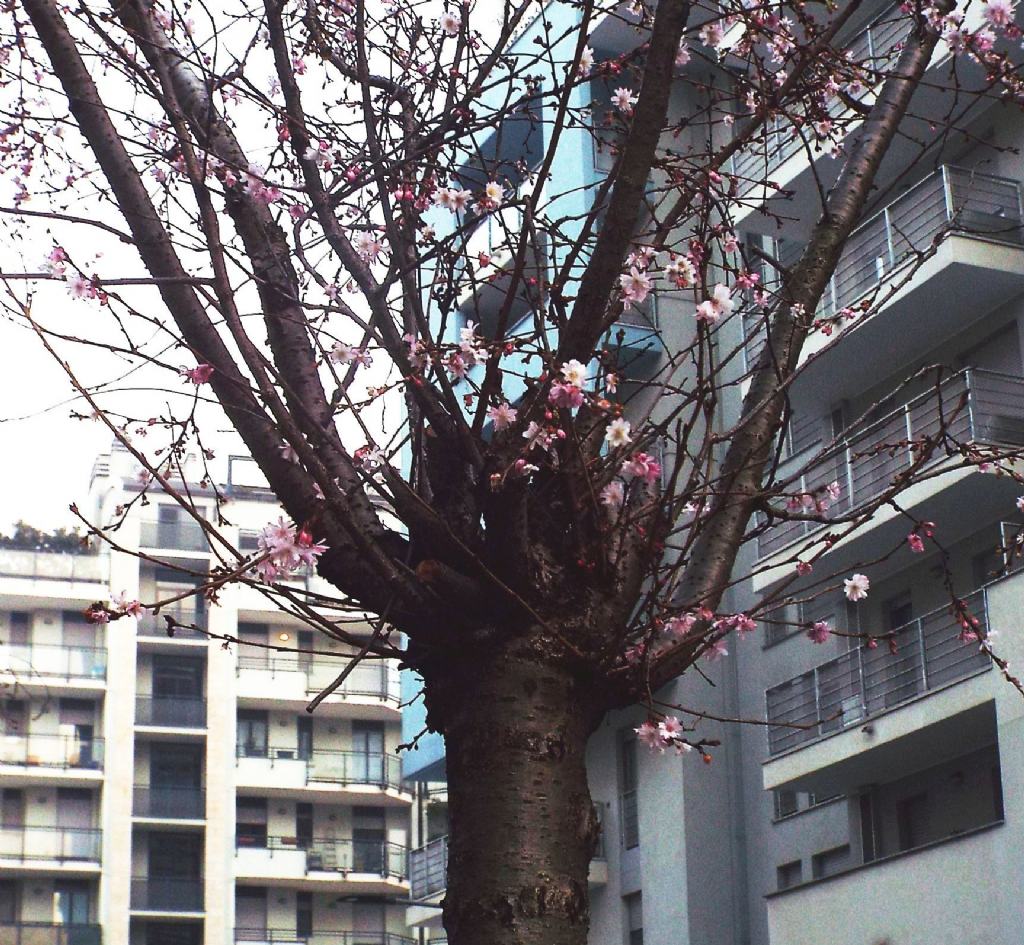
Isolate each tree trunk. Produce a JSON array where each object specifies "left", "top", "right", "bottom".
[{"left": 436, "top": 643, "right": 600, "bottom": 945}]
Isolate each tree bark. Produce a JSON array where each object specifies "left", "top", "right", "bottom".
[{"left": 435, "top": 643, "right": 600, "bottom": 945}]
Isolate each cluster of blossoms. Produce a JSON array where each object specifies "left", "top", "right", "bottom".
[
  {"left": 786, "top": 480, "right": 842, "bottom": 514},
  {"left": 329, "top": 342, "right": 373, "bottom": 368},
  {"left": 446, "top": 321, "right": 488, "bottom": 379},
  {"left": 635, "top": 716, "right": 691, "bottom": 754},
  {"left": 42, "top": 246, "right": 103, "bottom": 301},
  {"left": 433, "top": 180, "right": 503, "bottom": 215},
  {"left": 252, "top": 517, "right": 328, "bottom": 583},
  {"left": 907, "top": 520, "right": 935, "bottom": 553}
]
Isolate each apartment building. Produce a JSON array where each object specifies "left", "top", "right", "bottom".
[
  {"left": 402, "top": 1, "right": 1024, "bottom": 944},
  {"left": 0, "top": 445, "right": 415, "bottom": 945}
]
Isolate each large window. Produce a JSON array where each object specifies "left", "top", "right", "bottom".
[
  {"left": 619, "top": 735, "right": 639, "bottom": 850},
  {"left": 624, "top": 892, "right": 643, "bottom": 945}
]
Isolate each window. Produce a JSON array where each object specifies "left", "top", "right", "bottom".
[
  {"left": 297, "top": 717, "right": 313, "bottom": 761},
  {"left": 351, "top": 722, "right": 385, "bottom": 782},
  {"left": 7, "top": 613, "right": 29, "bottom": 646},
  {"left": 296, "top": 891, "right": 313, "bottom": 939},
  {"left": 235, "top": 798, "right": 267, "bottom": 847},
  {"left": 773, "top": 790, "right": 799, "bottom": 820},
  {"left": 624, "top": 892, "right": 643, "bottom": 945},
  {"left": 619, "top": 736, "right": 639, "bottom": 850},
  {"left": 811, "top": 844, "right": 851, "bottom": 879},
  {"left": 0, "top": 880, "right": 18, "bottom": 923},
  {"left": 236, "top": 711, "right": 268, "bottom": 758},
  {"left": 776, "top": 860, "right": 803, "bottom": 890},
  {"left": 152, "top": 655, "right": 204, "bottom": 698},
  {"left": 353, "top": 808, "right": 387, "bottom": 874},
  {"left": 896, "top": 792, "right": 929, "bottom": 852}
]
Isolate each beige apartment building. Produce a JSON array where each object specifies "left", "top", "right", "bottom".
[{"left": 0, "top": 445, "right": 418, "bottom": 945}]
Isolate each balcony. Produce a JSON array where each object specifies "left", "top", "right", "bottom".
[
  {"left": 743, "top": 167, "right": 1024, "bottom": 400},
  {"left": 132, "top": 786, "right": 205, "bottom": 821},
  {"left": 730, "top": 2, "right": 908, "bottom": 187},
  {"left": 756, "top": 369, "right": 1024, "bottom": 560},
  {"left": 766, "top": 587, "right": 992, "bottom": 757},
  {"left": 235, "top": 656, "right": 400, "bottom": 717},
  {"left": 136, "top": 607, "right": 207, "bottom": 641},
  {"left": 0, "top": 826, "right": 102, "bottom": 867},
  {"left": 409, "top": 836, "right": 448, "bottom": 901},
  {"left": 235, "top": 748, "right": 409, "bottom": 804},
  {"left": 0, "top": 548, "right": 104, "bottom": 590},
  {"left": 235, "top": 932, "right": 414, "bottom": 945},
  {"left": 138, "top": 520, "right": 208, "bottom": 553},
  {"left": 409, "top": 828, "right": 607, "bottom": 903},
  {"left": 135, "top": 696, "right": 207, "bottom": 730},
  {"left": 129, "top": 877, "right": 203, "bottom": 913},
  {"left": 1, "top": 644, "right": 106, "bottom": 685},
  {"left": 0, "top": 733, "right": 104, "bottom": 780},
  {"left": 0, "top": 924, "right": 101, "bottom": 945},
  {"left": 235, "top": 836, "right": 407, "bottom": 892},
  {"left": 766, "top": 820, "right": 1005, "bottom": 943}
]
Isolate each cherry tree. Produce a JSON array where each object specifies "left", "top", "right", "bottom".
[{"left": 3, "top": 0, "right": 1024, "bottom": 942}]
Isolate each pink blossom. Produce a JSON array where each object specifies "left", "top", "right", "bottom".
[
  {"left": 984, "top": 0, "right": 1015, "bottom": 28},
  {"left": 843, "top": 573, "right": 870, "bottom": 602},
  {"left": 549, "top": 382, "right": 585, "bottom": 410},
  {"left": 612, "top": 87, "right": 637, "bottom": 113},
  {"left": 664, "top": 613, "right": 696, "bottom": 638},
  {"left": 704, "top": 637, "right": 729, "bottom": 661},
  {"left": 619, "top": 266, "right": 652, "bottom": 303},
  {"left": 182, "top": 363, "right": 214, "bottom": 385},
  {"left": 807, "top": 621, "right": 831, "bottom": 644},
  {"left": 907, "top": 532, "right": 925, "bottom": 553},
  {"left": 600, "top": 481, "right": 625, "bottom": 508},
  {"left": 635, "top": 720, "right": 663, "bottom": 751},
  {"left": 795, "top": 560, "right": 813, "bottom": 576},
  {"left": 111, "top": 591, "right": 144, "bottom": 617},
  {"left": 621, "top": 452, "right": 661, "bottom": 485},
  {"left": 487, "top": 402, "right": 518, "bottom": 431},
  {"left": 604, "top": 417, "right": 632, "bottom": 448}
]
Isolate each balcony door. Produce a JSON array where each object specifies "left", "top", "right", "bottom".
[
  {"left": 236, "top": 711, "right": 268, "bottom": 758},
  {"left": 351, "top": 722, "right": 385, "bottom": 784},
  {"left": 235, "top": 887, "right": 267, "bottom": 939},
  {"left": 352, "top": 902, "right": 385, "bottom": 945},
  {"left": 55, "top": 880, "right": 92, "bottom": 925},
  {"left": 352, "top": 808, "right": 386, "bottom": 874},
  {"left": 152, "top": 655, "right": 204, "bottom": 726},
  {"left": 0, "top": 879, "right": 18, "bottom": 923},
  {"left": 148, "top": 833, "right": 202, "bottom": 911},
  {"left": 150, "top": 744, "right": 203, "bottom": 818},
  {"left": 57, "top": 789, "right": 95, "bottom": 859}
]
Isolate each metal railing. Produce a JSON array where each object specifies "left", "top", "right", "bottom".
[
  {"left": 130, "top": 877, "right": 203, "bottom": 912},
  {"left": 766, "top": 588, "right": 992, "bottom": 755},
  {"left": 1, "top": 644, "right": 107, "bottom": 681},
  {"left": 409, "top": 817, "right": 605, "bottom": 901},
  {"left": 235, "top": 746, "right": 405, "bottom": 791},
  {"left": 137, "top": 607, "right": 207, "bottom": 639},
  {"left": 731, "top": 2, "right": 909, "bottom": 182},
  {"left": 138, "top": 520, "right": 209, "bottom": 552},
  {"left": 234, "top": 932, "right": 415, "bottom": 945},
  {"left": 757, "top": 369, "right": 1024, "bottom": 557},
  {"left": 743, "top": 166, "right": 1024, "bottom": 370},
  {"left": 236, "top": 835, "right": 407, "bottom": 879},
  {"left": 135, "top": 695, "right": 207, "bottom": 729},
  {"left": 0, "top": 924, "right": 101, "bottom": 945},
  {"left": 0, "top": 826, "right": 101, "bottom": 863},
  {"left": 409, "top": 835, "right": 449, "bottom": 900},
  {"left": 0, "top": 548, "right": 103, "bottom": 582},
  {"left": 236, "top": 655, "right": 400, "bottom": 702},
  {"left": 0, "top": 733, "right": 104, "bottom": 770},
  {"left": 133, "top": 786, "right": 205, "bottom": 819}
]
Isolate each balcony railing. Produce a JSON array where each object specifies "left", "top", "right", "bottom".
[
  {"left": 731, "top": 2, "right": 909, "bottom": 183},
  {"left": 234, "top": 932, "right": 414, "bottom": 945},
  {"left": 0, "top": 924, "right": 101, "bottom": 945},
  {"left": 139, "top": 520, "right": 209, "bottom": 552},
  {"left": 236, "top": 655, "right": 400, "bottom": 702},
  {"left": 135, "top": 696, "right": 207, "bottom": 729},
  {"left": 136, "top": 607, "right": 207, "bottom": 639},
  {"left": 1, "top": 644, "right": 107, "bottom": 681},
  {"left": 236, "top": 835, "right": 407, "bottom": 879},
  {"left": 235, "top": 746, "right": 405, "bottom": 791},
  {"left": 744, "top": 166, "right": 1024, "bottom": 370},
  {"left": 130, "top": 877, "right": 203, "bottom": 912},
  {"left": 0, "top": 548, "right": 103, "bottom": 582},
  {"left": 409, "top": 821, "right": 604, "bottom": 901},
  {"left": 133, "top": 786, "right": 205, "bottom": 820},
  {"left": 0, "top": 733, "right": 104, "bottom": 770},
  {"left": 0, "top": 826, "right": 101, "bottom": 863},
  {"left": 766, "top": 588, "right": 992, "bottom": 756},
  {"left": 409, "top": 835, "right": 448, "bottom": 900},
  {"left": 757, "top": 369, "right": 1024, "bottom": 558}
]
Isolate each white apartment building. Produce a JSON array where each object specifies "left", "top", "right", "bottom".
[{"left": 0, "top": 444, "right": 417, "bottom": 945}]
